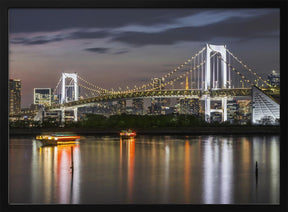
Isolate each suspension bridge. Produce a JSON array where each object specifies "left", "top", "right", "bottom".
[{"left": 32, "top": 44, "right": 279, "bottom": 125}]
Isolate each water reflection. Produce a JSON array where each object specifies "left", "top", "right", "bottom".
[
  {"left": 9, "top": 135, "right": 279, "bottom": 204},
  {"left": 119, "top": 137, "right": 135, "bottom": 203},
  {"left": 184, "top": 140, "right": 190, "bottom": 203},
  {"left": 31, "top": 141, "right": 80, "bottom": 203}
]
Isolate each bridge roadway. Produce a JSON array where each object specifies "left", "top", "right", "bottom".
[{"left": 47, "top": 88, "right": 252, "bottom": 110}]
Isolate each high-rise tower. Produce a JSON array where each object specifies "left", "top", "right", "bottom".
[{"left": 9, "top": 79, "right": 21, "bottom": 115}]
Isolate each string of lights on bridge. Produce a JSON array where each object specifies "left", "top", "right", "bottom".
[{"left": 53, "top": 45, "right": 272, "bottom": 100}]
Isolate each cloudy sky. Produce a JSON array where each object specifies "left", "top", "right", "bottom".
[{"left": 9, "top": 8, "right": 280, "bottom": 107}]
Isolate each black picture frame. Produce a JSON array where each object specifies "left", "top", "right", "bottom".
[{"left": 1, "top": 0, "right": 287, "bottom": 211}]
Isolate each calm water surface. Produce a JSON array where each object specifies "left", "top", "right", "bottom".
[{"left": 9, "top": 135, "right": 279, "bottom": 204}]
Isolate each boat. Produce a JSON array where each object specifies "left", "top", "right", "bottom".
[
  {"left": 35, "top": 132, "right": 81, "bottom": 146},
  {"left": 120, "top": 129, "right": 136, "bottom": 138}
]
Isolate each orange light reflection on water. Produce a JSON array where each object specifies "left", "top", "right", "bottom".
[
  {"left": 119, "top": 137, "right": 135, "bottom": 203},
  {"left": 184, "top": 140, "right": 191, "bottom": 203},
  {"left": 38, "top": 143, "right": 80, "bottom": 204}
]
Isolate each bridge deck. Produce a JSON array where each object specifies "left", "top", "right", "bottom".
[{"left": 48, "top": 88, "right": 252, "bottom": 110}]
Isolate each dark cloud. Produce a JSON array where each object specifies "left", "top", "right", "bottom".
[
  {"left": 9, "top": 9, "right": 201, "bottom": 33},
  {"left": 84, "top": 47, "right": 110, "bottom": 54},
  {"left": 111, "top": 11, "right": 279, "bottom": 46},
  {"left": 84, "top": 47, "right": 130, "bottom": 55},
  {"left": 113, "top": 49, "right": 130, "bottom": 55},
  {"left": 10, "top": 9, "right": 279, "bottom": 47},
  {"left": 71, "top": 30, "right": 110, "bottom": 39},
  {"left": 10, "top": 36, "right": 67, "bottom": 45},
  {"left": 10, "top": 30, "right": 110, "bottom": 45}
]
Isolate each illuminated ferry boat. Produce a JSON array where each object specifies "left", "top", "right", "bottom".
[
  {"left": 35, "top": 133, "right": 81, "bottom": 146},
  {"left": 120, "top": 129, "right": 136, "bottom": 138}
]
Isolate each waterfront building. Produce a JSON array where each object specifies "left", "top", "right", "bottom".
[
  {"left": 116, "top": 100, "right": 126, "bottom": 114},
  {"left": 237, "top": 99, "right": 252, "bottom": 124},
  {"left": 211, "top": 112, "right": 222, "bottom": 122},
  {"left": 178, "top": 98, "right": 200, "bottom": 115},
  {"left": 34, "top": 88, "right": 52, "bottom": 106},
  {"left": 149, "top": 77, "right": 169, "bottom": 115},
  {"left": 149, "top": 99, "right": 162, "bottom": 115},
  {"left": 160, "top": 106, "right": 175, "bottom": 115},
  {"left": 9, "top": 79, "right": 21, "bottom": 115},
  {"left": 132, "top": 99, "right": 144, "bottom": 115},
  {"left": 227, "top": 100, "right": 239, "bottom": 124},
  {"left": 267, "top": 70, "right": 280, "bottom": 87}
]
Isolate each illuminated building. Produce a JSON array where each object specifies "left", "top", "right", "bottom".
[
  {"left": 211, "top": 112, "right": 222, "bottom": 122},
  {"left": 34, "top": 88, "right": 52, "bottom": 106},
  {"left": 9, "top": 79, "right": 21, "bottom": 115},
  {"left": 267, "top": 70, "right": 280, "bottom": 87},
  {"left": 116, "top": 100, "right": 126, "bottom": 114},
  {"left": 178, "top": 98, "right": 200, "bottom": 115},
  {"left": 237, "top": 99, "right": 252, "bottom": 124},
  {"left": 227, "top": 100, "right": 239, "bottom": 124},
  {"left": 132, "top": 99, "right": 144, "bottom": 115},
  {"left": 149, "top": 99, "right": 162, "bottom": 115}
]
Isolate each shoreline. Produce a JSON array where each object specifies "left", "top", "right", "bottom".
[{"left": 9, "top": 126, "right": 280, "bottom": 136}]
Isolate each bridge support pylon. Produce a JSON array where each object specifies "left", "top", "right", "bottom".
[
  {"left": 204, "top": 95, "right": 228, "bottom": 123},
  {"left": 222, "top": 97, "right": 227, "bottom": 122},
  {"left": 74, "top": 107, "right": 78, "bottom": 122},
  {"left": 204, "top": 94, "right": 211, "bottom": 122},
  {"left": 61, "top": 107, "right": 65, "bottom": 124},
  {"left": 60, "top": 107, "right": 78, "bottom": 124}
]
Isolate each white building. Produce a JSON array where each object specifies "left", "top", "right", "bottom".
[{"left": 34, "top": 88, "right": 52, "bottom": 106}]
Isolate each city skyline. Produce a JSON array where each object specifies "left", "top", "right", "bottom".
[{"left": 9, "top": 8, "right": 280, "bottom": 108}]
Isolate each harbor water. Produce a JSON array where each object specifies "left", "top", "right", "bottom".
[{"left": 9, "top": 135, "right": 279, "bottom": 204}]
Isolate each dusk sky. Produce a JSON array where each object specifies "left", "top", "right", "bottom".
[{"left": 9, "top": 8, "right": 280, "bottom": 108}]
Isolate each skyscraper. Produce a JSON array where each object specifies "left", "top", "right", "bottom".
[{"left": 9, "top": 79, "right": 21, "bottom": 115}]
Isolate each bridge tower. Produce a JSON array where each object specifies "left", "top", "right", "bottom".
[
  {"left": 61, "top": 72, "right": 79, "bottom": 104},
  {"left": 204, "top": 44, "right": 229, "bottom": 122},
  {"left": 60, "top": 72, "right": 79, "bottom": 122},
  {"left": 205, "top": 44, "right": 228, "bottom": 91}
]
